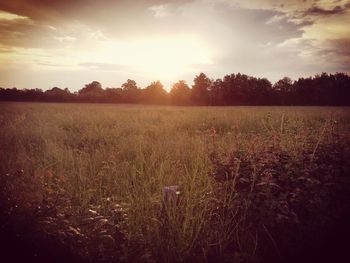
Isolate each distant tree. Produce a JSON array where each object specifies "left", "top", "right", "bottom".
[
  {"left": 0, "top": 88, "right": 20, "bottom": 101},
  {"left": 221, "top": 73, "right": 238, "bottom": 105},
  {"left": 252, "top": 78, "right": 272, "bottom": 105},
  {"left": 104, "top": 87, "right": 123, "bottom": 103},
  {"left": 273, "top": 77, "right": 293, "bottom": 105},
  {"left": 78, "top": 81, "right": 104, "bottom": 102},
  {"left": 142, "top": 80, "right": 168, "bottom": 104},
  {"left": 23, "top": 88, "right": 45, "bottom": 101},
  {"left": 191, "top": 73, "right": 211, "bottom": 105},
  {"left": 333, "top": 72, "right": 350, "bottom": 105},
  {"left": 273, "top": 77, "right": 293, "bottom": 92},
  {"left": 122, "top": 79, "right": 137, "bottom": 91},
  {"left": 292, "top": 73, "right": 350, "bottom": 106},
  {"left": 79, "top": 81, "right": 103, "bottom": 95},
  {"left": 220, "top": 73, "right": 248, "bottom": 105},
  {"left": 208, "top": 79, "right": 224, "bottom": 105},
  {"left": 169, "top": 80, "right": 191, "bottom": 105},
  {"left": 1, "top": 72, "right": 350, "bottom": 105},
  {"left": 121, "top": 79, "right": 140, "bottom": 103},
  {"left": 293, "top": 77, "right": 311, "bottom": 105},
  {"left": 234, "top": 73, "right": 250, "bottom": 105},
  {"left": 45, "top": 87, "right": 71, "bottom": 101}
]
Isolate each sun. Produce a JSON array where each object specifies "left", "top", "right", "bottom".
[
  {"left": 135, "top": 38, "right": 212, "bottom": 78},
  {"left": 87, "top": 36, "right": 212, "bottom": 79}
]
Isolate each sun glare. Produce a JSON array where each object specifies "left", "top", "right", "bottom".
[
  {"left": 84, "top": 37, "right": 212, "bottom": 79},
  {"left": 135, "top": 38, "right": 212, "bottom": 78}
]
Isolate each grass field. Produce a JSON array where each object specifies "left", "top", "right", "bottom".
[{"left": 1, "top": 103, "right": 350, "bottom": 262}]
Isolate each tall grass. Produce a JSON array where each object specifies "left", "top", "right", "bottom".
[{"left": 1, "top": 102, "right": 350, "bottom": 262}]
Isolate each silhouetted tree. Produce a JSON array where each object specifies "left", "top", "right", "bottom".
[
  {"left": 23, "top": 88, "right": 45, "bottom": 101},
  {"left": 333, "top": 72, "right": 350, "bottom": 105},
  {"left": 219, "top": 73, "right": 251, "bottom": 105},
  {"left": 191, "top": 73, "right": 211, "bottom": 105},
  {"left": 122, "top": 79, "right": 141, "bottom": 103},
  {"left": 253, "top": 78, "right": 272, "bottom": 105},
  {"left": 169, "top": 80, "right": 191, "bottom": 105},
  {"left": 142, "top": 81, "right": 168, "bottom": 104},
  {"left": 1, "top": 72, "right": 349, "bottom": 105},
  {"left": 78, "top": 81, "right": 104, "bottom": 102},
  {"left": 104, "top": 88, "right": 123, "bottom": 103},
  {"left": 208, "top": 79, "right": 224, "bottom": 105},
  {"left": 273, "top": 77, "right": 293, "bottom": 105},
  {"left": 45, "top": 87, "right": 72, "bottom": 102}
]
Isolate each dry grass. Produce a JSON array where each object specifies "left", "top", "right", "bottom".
[{"left": 0, "top": 102, "right": 349, "bottom": 262}]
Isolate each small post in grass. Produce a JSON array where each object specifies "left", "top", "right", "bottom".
[{"left": 162, "top": 185, "right": 181, "bottom": 207}]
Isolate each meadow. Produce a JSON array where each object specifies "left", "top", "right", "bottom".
[{"left": 1, "top": 103, "right": 350, "bottom": 263}]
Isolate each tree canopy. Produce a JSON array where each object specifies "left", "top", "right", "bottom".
[{"left": 1, "top": 72, "right": 350, "bottom": 106}]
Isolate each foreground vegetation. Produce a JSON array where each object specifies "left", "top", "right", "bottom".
[{"left": 1, "top": 103, "right": 350, "bottom": 262}]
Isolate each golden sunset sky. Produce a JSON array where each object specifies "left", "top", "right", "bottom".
[{"left": 0, "top": 0, "right": 349, "bottom": 90}]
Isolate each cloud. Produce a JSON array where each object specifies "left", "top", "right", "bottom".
[
  {"left": 317, "top": 38, "right": 350, "bottom": 71},
  {"left": 304, "top": 5, "right": 349, "bottom": 16},
  {"left": 0, "top": 0, "right": 348, "bottom": 89},
  {"left": 149, "top": 5, "right": 170, "bottom": 17},
  {"left": 79, "top": 62, "right": 134, "bottom": 72},
  {"left": 0, "top": 1, "right": 312, "bottom": 50},
  {"left": 0, "top": 1, "right": 193, "bottom": 23},
  {"left": 0, "top": 15, "right": 59, "bottom": 48}
]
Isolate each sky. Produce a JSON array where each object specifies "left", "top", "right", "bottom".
[{"left": 0, "top": 0, "right": 349, "bottom": 91}]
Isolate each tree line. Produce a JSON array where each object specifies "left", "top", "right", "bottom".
[{"left": 1, "top": 72, "right": 349, "bottom": 105}]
